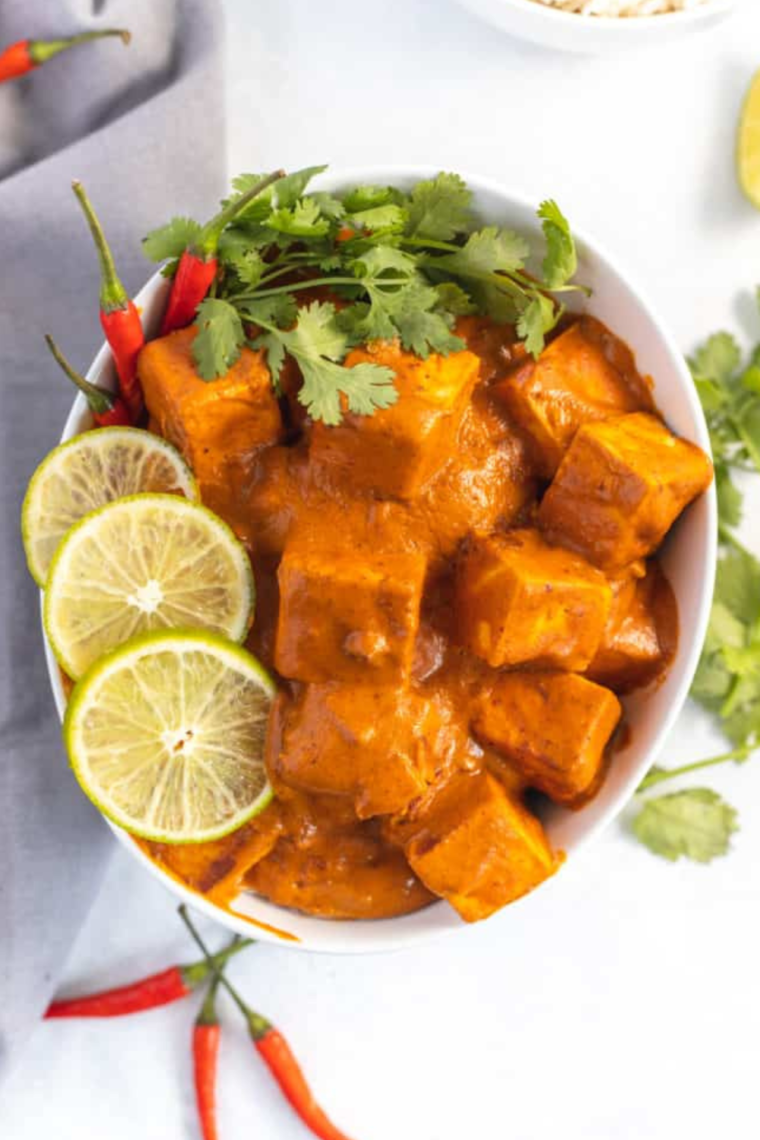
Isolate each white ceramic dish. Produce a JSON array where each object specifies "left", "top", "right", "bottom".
[
  {"left": 43, "top": 166, "right": 716, "bottom": 953},
  {"left": 453, "top": 0, "right": 737, "bottom": 53}
]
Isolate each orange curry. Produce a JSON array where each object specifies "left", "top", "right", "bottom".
[{"left": 137, "top": 312, "right": 712, "bottom": 924}]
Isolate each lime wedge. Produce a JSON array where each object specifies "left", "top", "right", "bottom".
[
  {"left": 738, "top": 68, "right": 760, "bottom": 209},
  {"left": 22, "top": 427, "right": 197, "bottom": 586},
  {"left": 45, "top": 494, "right": 254, "bottom": 679},
  {"left": 64, "top": 629, "right": 274, "bottom": 843}
]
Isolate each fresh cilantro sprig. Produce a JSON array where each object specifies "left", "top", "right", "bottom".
[
  {"left": 688, "top": 309, "right": 760, "bottom": 528},
  {"left": 630, "top": 293, "right": 760, "bottom": 864},
  {"left": 143, "top": 167, "right": 584, "bottom": 424}
]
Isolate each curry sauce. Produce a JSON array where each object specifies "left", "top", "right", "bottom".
[{"left": 139, "top": 312, "right": 711, "bottom": 924}]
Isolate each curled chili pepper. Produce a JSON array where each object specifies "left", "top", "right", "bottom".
[
  {"left": 194, "top": 976, "right": 222, "bottom": 1140},
  {"left": 0, "top": 29, "right": 130, "bottom": 85},
  {"left": 160, "top": 169, "right": 286, "bottom": 337},
  {"left": 45, "top": 935, "right": 251, "bottom": 1018},
  {"left": 71, "top": 181, "right": 145, "bottom": 422},
  {"left": 45, "top": 334, "right": 131, "bottom": 427},
  {"left": 179, "top": 907, "right": 356, "bottom": 1140}
]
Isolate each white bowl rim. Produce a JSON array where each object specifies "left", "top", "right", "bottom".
[
  {"left": 42, "top": 164, "right": 717, "bottom": 954},
  {"left": 465, "top": 0, "right": 737, "bottom": 32}
]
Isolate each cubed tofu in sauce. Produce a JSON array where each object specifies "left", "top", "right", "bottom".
[
  {"left": 493, "top": 317, "right": 653, "bottom": 477},
  {"left": 473, "top": 672, "right": 622, "bottom": 806},
  {"left": 455, "top": 528, "right": 612, "bottom": 671},
  {"left": 538, "top": 412, "right": 713, "bottom": 573},
  {"left": 309, "top": 340, "right": 480, "bottom": 500},
  {"left": 139, "top": 307, "right": 709, "bottom": 929},
  {"left": 138, "top": 327, "right": 285, "bottom": 529}
]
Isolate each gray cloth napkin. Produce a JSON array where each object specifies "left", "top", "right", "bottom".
[{"left": 0, "top": 0, "right": 226, "bottom": 1086}]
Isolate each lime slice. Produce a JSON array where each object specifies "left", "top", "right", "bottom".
[
  {"left": 45, "top": 494, "right": 254, "bottom": 679},
  {"left": 22, "top": 427, "right": 197, "bottom": 587},
  {"left": 738, "top": 68, "right": 760, "bottom": 209},
  {"left": 64, "top": 629, "right": 275, "bottom": 843}
]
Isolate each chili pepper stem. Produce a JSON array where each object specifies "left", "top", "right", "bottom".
[
  {"left": 179, "top": 906, "right": 270, "bottom": 1039},
  {"left": 181, "top": 935, "right": 253, "bottom": 989},
  {"left": 71, "top": 181, "right": 128, "bottom": 312},
  {"left": 196, "top": 169, "right": 286, "bottom": 258},
  {"left": 45, "top": 334, "right": 116, "bottom": 415},
  {"left": 29, "top": 29, "right": 130, "bottom": 65},
  {"left": 196, "top": 974, "right": 222, "bottom": 1027}
]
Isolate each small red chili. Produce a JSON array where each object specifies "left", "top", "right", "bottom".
[
  {"left": 0, "top": 29, "right": 130, "bottom": 85},
  {"left": 160, "top": 169, "right": 286, "bottom": 337},
  {"left": 194, "top": 976, "right": 222, "bottom": 1140},
  {"left": 45, "top": 935, "right": 251, "bottom": 1019},
  {"left": 71, "top": 180, "right": 145, "bottom": 422},
  {"left": 45, "top": 334, "right": 131, "bottom": 427},
  {"left": 179, "top": 907, "right": 356, "bottom": 1140}
]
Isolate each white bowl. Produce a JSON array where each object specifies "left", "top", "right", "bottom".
[
  {"left": 43, "top": 167, "right": 716, "bottom": 953},
  {"left": 453, "top": 0, "right": 737, "bottom": 53}
]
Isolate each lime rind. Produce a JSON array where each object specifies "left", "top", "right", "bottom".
[
  {"left": 44, "top": 493, "right": 255, "bottom": 680},
  {"left": 64, "top": 629, "right": 275, "bottom": 844},
  {"left": 22, "top": 427, "right": 198, "bottom": 587}
]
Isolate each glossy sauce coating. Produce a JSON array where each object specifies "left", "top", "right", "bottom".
[{"left": 138, "top": 313, "right": 694, "bottom": 923}]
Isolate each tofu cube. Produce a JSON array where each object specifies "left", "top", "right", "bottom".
[
  {"left": 538, "top": 413, "right": 713, "bottom": 572},
  {"left": 273, "top": 683, "right": 444, "bottom": 818},
  {"left": 404, "top": 772, "right": 557, "bottom": 922},
  {"left": 309, "top": 341, "right": 480, "bottom": 499},
  {"left": 138, "top": 327, "right": 284, "bottom": 518},
  {"left": 455, "top": 528, "right": 612, "bottom": 671},
  {"left": 473, "top": 672, "right": 622, "bottom": 805},
  {"left": 144, "top": 810, "right": 282, "bottom": 903},
  {"left": 493, "top": 318, "right": 652, "bottom": 476},
  {"left": 275, "top": 534, "right": 427, "bottom": 683},
  {"left": 587, "top": 563, "right": 674, "bottom": 692}
]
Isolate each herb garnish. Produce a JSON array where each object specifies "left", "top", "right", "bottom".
[
  {"left": 631, "top": 297, "right": 760, "bottom": 863},
  {"left": 143, "top": 167, "right": 583, "bottom": 424}
]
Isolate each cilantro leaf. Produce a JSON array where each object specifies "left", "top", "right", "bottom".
[
  {"left": 251, "top": 301, "right": 398, "bottom": 425},
  {"left": 239, "top": 294, "right": 298, "bottom": 329},
  {"left": 538, "top": 199, "right": 577, "bottom": 289},
  {"left": 434, "top": 226, "right": 529, "bottom": 279},
  {"left": 218, "top": 230, "right": 266, "bottom": 287},
  {"left": 269, "top": 198, "right": 331, "bottom": 239},
  {"left": 350, "top": 204, "right": 407, "bottom": 233},
  {"left": 271, "top": 165, "right": 327, "bottom": 209},
  {"left": 252, "top": 330, "right": 286, "bottom": 394},
  {"left": 434, "top": 281, "right": 477, "bottom": 315},
  {"left": 405, "top": 173, "right": 473, "bottom": 241},
  {"left": 690, "top": 332, "right": 741, "bottom": 385},
  {"left": 715, "top": 463, "right": 744, "bottom": 527},
  {"left": 192, "top": 298, "right": 245, "bottom": 381},
  {"left": 341, "top": 249, "right": 465, "bottom": 357},
  {"left": 143, "top": 216, "right": 202, "bottom": 262},
  {"left": 309, "top": 192, "right": 345, "bottom": 222},
  {"left": 632, "top": 789, "right": 739, "bottom": 863},
  {"left": 342, "top": 185, "right": 395, "bottom": 212},
  {"left": 713, "top": 545, "right": 760, "bottom": 626},
  {"left": 516, "top": 293, "right": 560, "bottom": 358}
]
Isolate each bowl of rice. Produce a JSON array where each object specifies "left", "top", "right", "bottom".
[{"left": 453, "top": 0, "right": 738, "bottom": 52}]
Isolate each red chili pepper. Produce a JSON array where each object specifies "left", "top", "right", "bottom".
[
  {"left": 45, "top": 334, "right": 131, "bottom": 427},
  {"left": 179, "top": 907, "right": 355, "bottom": 1140},
  {"left": 0, "top": 29, "right": 130, "bottom": 85},
  {"left": 45, "top": 936, "right": 251, "bottom": 1019},
  {"left": 71, "top": 180, "right": 145, "bottom": 422},
  {"left": 160, "top": 169, "right": 286, "bottom": 336},
  {"left": 194, "top": 976, "right": 222, "bottom": 1140}
]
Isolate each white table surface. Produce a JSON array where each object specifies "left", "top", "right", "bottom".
[{"left": 4, "top": 1, "right": 760, "bottom": 1137}]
